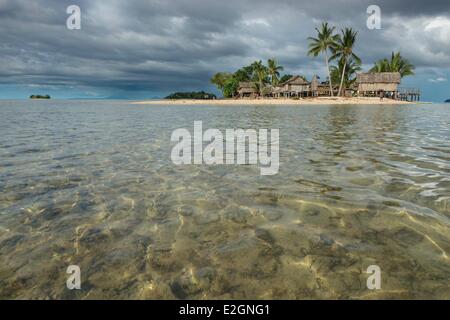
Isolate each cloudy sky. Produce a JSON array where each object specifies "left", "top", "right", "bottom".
[{"left": 0, "top": 0, "right": 449, "bottom": 101}]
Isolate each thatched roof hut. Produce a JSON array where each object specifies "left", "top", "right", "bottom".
[
  {"left": 356, "top": 72, "right": 401, "bottom": 93},
  {"left": 275, "top": 76, "right": 310, "bottom": 97},
  {"left": 357, "top": 72, "right": 401, "bottom": 84},
  {"left": 237, "top": 82, "right": 257, "bottom": 98},
  {"left": 279, "top": 75, "right": 309, "bottom": 86}
]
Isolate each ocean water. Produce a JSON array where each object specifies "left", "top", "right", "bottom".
[{"left": 0, "top": 100, "right": 449, "bottom": 299}]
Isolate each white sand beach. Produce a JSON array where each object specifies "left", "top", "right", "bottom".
[{"left": 133, "top": 97, "right": 413, "bottom": 105}]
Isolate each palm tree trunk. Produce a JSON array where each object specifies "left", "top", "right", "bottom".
[
  {"left": 338, "top": 59, "right": 347, "bottom": 97},
  {"left": 325, "top": 51, "right": 333, "bottom": 97}
]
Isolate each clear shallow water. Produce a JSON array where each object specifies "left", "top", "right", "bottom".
[{"left": 0, "top": 100, "right": 449, "bottom": 299}]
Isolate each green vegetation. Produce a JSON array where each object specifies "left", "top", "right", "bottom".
[
  {"left": 307, "top": 23, "right": 415, "bottom": 96},
  {"left": 308, "top": 22, "right": 340, "bottom": 96},
  {"left": 330, "top": 28, "right": 361, "bottom": 96},
  {"left": 251, "top": 60, "right": 269, "bottom": 95},
  {"left": 211, "top": 59, "right": 298, "bottom": 98},
  {"left": 308, "top": 24, "right": 362, "bottom": 96},
  {"left": 30, "top": 95, "right": 51, "bottom": 99},
  {"left": 165, "top": 91, "right": 216, "bottom": 100},
  {"left": 209, "top": 73, "right": 233, "bottom": 95},
  {"left": 267, "top": 58, "right": 284, "bottom": 85},
  {"left": 370, "top": 52, "right": 415, "bottom": 78},
  {"left": 330, "top": 58, "right": 361, "bottom": 91}
]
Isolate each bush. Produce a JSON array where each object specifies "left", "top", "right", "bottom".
[
  {"left": 30, "top": 95, "right": 51, "bottom": 99},
  {"left": 165, "top": 91, "right": 217, "bottom": 100}
]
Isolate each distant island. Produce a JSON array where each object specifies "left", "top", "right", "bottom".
[
  {"left": 165, "top": 91, "right": 216, "bottom": 100},
  {"left": 445, "top": 99, "right": 450, "bottom": 103},
  {"left": 30, "top": 95, "right": 51, "bottom": 99}
]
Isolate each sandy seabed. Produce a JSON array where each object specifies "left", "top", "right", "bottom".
[{"left": 133, "top": 97, "right": 414, "bottom": 106}]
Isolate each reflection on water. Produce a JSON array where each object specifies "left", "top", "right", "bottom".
[{"left": 0, "top": 100, "right": 450, "bottom": 299}]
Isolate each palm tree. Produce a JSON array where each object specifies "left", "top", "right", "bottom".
[
  {"left": 370, "top": 52, "right": 415, "bottom": 78},
  {"left": 330, "top": 58, "right": 362, "bottom": 91},
  {"left": 267, "top": 58, "right": 284, "bottom": 85},
  {"left": 279, "top": 74, "right": 293, "bottom": 83},
  {"left": 371, "top": 59, "right": 389, "bottom": 73},
  {"left": 308, "top": 22, "right": 340, "bottom": 96},
  {"left": 210, "top": 72, "right": 233, "bottom": 96},
  {"left": 331, "top": 28, "right": 361, "bottom": 96},
  {"left": 251, "top": 60, "right": 269, "bottom": 96}
]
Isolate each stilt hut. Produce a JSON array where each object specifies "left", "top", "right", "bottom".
[
  {"left": 356, "top": 72, "right": 401, "bottom": 97},
  {"left": 237, "top": 82, "right": 257, "bottom": 98},
  {"left": 274, "top": 76, "right": 310, "bottom": 98},
  {"left": 316, "top": 82, "right": 338, "bottom": 96}
]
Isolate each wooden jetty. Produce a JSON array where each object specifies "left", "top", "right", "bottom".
[{"left": 398, "top": 87, "right": 421, "bottom": 102}]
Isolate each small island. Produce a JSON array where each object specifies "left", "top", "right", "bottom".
[
  {"left": 445, "top": 99, "right": 450, "bottom": 103},
  {"left": 30, "top": 95, "right": 51, "bottom": 99},
  {"left": 165, "top": 91, "right": 216, "bottom": 100},
  {"left": 138, "top": 23, "right": 421, "bottom": 106}
]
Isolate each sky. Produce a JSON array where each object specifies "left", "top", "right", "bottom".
[{"left": 0, "top": 0, "right": 449, "bottom": 101}]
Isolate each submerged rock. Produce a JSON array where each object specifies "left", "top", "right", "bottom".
[
  {"left": 170, "top": 267, "right": 216, "bottom": 299},
  {"left": 390, "top": 227, "right": 424, "bottom": 247},
  {"left": 77, "top": 227, "right": 111, "bottom": 251},
  {"left": 222, "top": 206, "right": 251, "bottom": 224},
  {"left": 0, "top": 234, "right": 25, "bottom": 249},
  {"left": 177, "top": 205, "right": 194, "bottom": 217}
]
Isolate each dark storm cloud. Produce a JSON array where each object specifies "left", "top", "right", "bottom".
[{"left": 0, "top": 0, "right": 449, "bottom": 96}]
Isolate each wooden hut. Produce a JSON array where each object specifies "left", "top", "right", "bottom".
[
  {"left": 314, "top": 82, "right": 338, "bottom": 96},
  {"left": 237, "top": 82, "right": 257, "bottom": 98},
  {"left": 310, "top": 76, "right": 340, "bottom": 97},
  {"left": 274, "top": 76, "right": 310, "bottom": 98},
  {"left": 356, "top": 72, "right": 401, "bottom": 97}
]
